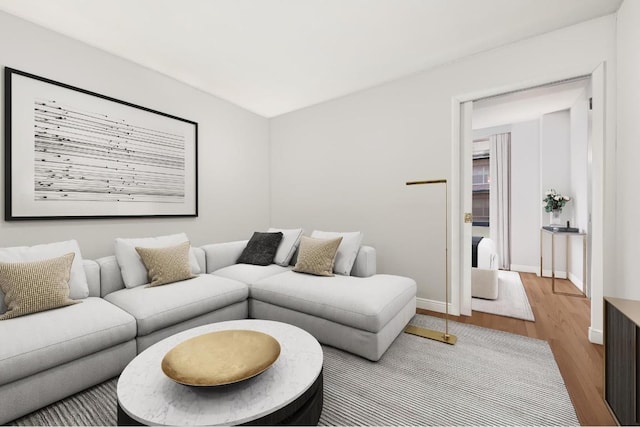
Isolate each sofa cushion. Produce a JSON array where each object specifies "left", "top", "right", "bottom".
[
  {"left": 104, "top": 275, "right": 248, "bottom": 336},
  {"left": 115, "top": 233, "right": 201, "bottom": 289},
  {"left": 213, "top": 263, "right": 291, "bottom": 284},
  {"left": 0, "top": 297, "right": 136, "bottom": 386},
  {"left": 251, "top": 272, "right": 416, "bottom": 333},
  {"left": 293, "top": 236, "right": 342, "bottom": 276},
  {"left": 311, "top": 230, "right": 363, "bottom": 275},
  {"left": 268, "top": 228, "right": 303, "bottom": 266},
  {"left": 0, "top": 240, "right": 89, "bottom": 314},
  {"left": 0, "top": 253, "right": 79, "bottom": 320},
  {"left": 135, "top": 242, "right": 196, "bottom": 287},
  {"left": 237, "top": 232, "right": 283, "bottom": 266}
]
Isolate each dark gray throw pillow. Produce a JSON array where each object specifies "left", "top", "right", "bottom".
[{"left": 237, "top": 232, "right": 284, "bottom": 266}]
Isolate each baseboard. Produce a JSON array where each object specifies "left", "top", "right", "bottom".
[
  {"left": 416, "top": 297, "right": 459, "bottom": 316},
  {"left": 541, "top": 269, "right": 568, "bottom": 279},
  {"left": 510, "top": 264, "right": 538, "bottom": 274},
  {"left": 568, "top": 272, "right": 584, "bottom": 292},
  {"left": 589, "top": 327, "right": 603, "bottom": 345}
]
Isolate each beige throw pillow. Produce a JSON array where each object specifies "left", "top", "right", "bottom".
[
  {"left": 293, "top": 236, "right": 343, "bottom": 276},
  {"left": 0, "top": 252, "right": 79, "bottom": 320},
  {"left": 135, "top": 241, "right": 196, "bottom": 287}
]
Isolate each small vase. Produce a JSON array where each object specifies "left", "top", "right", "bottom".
[{"left": 550, "top": 209, "right": 562, "bottom": 226}]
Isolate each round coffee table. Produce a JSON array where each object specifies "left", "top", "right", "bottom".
[{"left": 117, "top": 319, "right": 323, "bottom": 426}]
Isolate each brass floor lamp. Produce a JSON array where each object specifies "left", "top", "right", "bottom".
[{"left": 404, "top": 179, "right": 457, "bottom": 345}]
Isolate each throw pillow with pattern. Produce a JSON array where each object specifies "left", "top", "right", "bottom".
[
  {"left": 135, "top": 241, "right": 196, "bottom": 287},
  {"left": 0, "top": 252, "right": 79, "bottom": 320},
  {"left": 293, "top": 236, "right": 343, "bottom": 276}
]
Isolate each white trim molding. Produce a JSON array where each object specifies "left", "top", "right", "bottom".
[
  {"left": 416, "top": 297, "right": 460, "bottom": 316},
  {"left": 588, "top": 327, "right": 603, "bottom": 345},
  {"left": 568, "top": 272, "right": 585, "bottom": 292},
  {"left": 510, "top": 264, "right": 539, "bottom": 274},
  {"left": 541, "top": 269, "right": 569, "bottom": 279},
  {"left": 452, "top": 61, "right": 607, "bottom": 344}
]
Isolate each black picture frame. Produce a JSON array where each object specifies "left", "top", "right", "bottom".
[{"left": 4, "top": 67, "right": 198, "bottom": 220}]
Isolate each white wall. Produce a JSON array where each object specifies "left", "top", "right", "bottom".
[
  {"left": 474, "top": 111, "right": 586, "bottom": 284},
  {"left": 614, "top": 0, "right": 640, "bottom": 300},
  {"left": 539, "top": 111, "right": 571, "bottom": 277},
  {"left": 509, "top": 120, "right": 541, "bottom": 273},
  {"left": 472, "top": 121, "right": 543, "bottom": 274},
  {"left": 568, "top": 88, "right": 589, "bottom": 291},
  {"left": 540, "top": 110, "right": 571, "bottom": 225},
  {"left": 271, "top": 15, "right": 617, "bottom": 314},
  {"left": 0, "top": 12, "right": 270, "bottom": 259}
]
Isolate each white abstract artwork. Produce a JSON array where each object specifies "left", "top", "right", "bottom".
[{"left": 5, "top": 68, "right": 198, "bottom": 219}]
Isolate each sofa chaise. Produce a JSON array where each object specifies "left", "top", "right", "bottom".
[{"left": 204, "top": 240, "right": 417, "bottom": 362}]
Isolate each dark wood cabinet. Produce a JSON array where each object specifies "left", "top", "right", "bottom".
[{"left": 605, "top": 297, "right": 640, "bottom": 426}]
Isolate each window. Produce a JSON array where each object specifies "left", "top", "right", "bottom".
[{"left": 472, "top": 157, "right": 490, "bottom": 226}]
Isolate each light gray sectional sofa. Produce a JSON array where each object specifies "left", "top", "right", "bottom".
[
  {"left": 0, "top": 260, "right": 137, "bottom": 424},
  {"left": 0, "top": 241, "right": 416, "bottom": 424},
  {"left": 203, "top": 240, "right": 417, "bottom": 361},
  {"left": 97, "top": 248, "right": 248, "bottom": 353}
]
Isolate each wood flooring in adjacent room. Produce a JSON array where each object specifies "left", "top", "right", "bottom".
[{"left": 417, "top": 272, "right": 615, "bottom": 426}]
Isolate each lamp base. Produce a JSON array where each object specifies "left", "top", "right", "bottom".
[{"left": 404, "top": 325, "right": 457, "bottom": 345}]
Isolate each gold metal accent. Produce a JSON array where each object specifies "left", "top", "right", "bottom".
[
  {"left": 540, "top": 228, "right": 587, "bottom": 298},
  {"left": 404, "top": 325, "right": 457, "bottom": 345},
  {"left": 464, "top": 213, "right": 473, "bottom": 223},
  {"left": 405, "top": 178, "right": 457, "bottom": 345},
  {"left": 406, "top": 179, "right": 447, "bottom": 185},
  {"left": 161, "top": 330, "right": 281, "bottom": 386}
]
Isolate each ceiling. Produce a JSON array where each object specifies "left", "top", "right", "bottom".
[
  {"left": 0, "top": 0, "right": 622, "bottom": 118},
  {"left": 472, "top": 78, "right": 590, "bottom": 129}
]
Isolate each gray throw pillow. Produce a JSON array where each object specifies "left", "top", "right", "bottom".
[{"left": 237, "top": 232, "right": 284, "bottom": 266}]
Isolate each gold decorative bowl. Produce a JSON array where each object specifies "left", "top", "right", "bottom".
[{"left": 161, "top": 330, "right": 281, "bottom": 386}]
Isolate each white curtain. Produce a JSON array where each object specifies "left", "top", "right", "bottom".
[{"left": 489, "top": 133, "right": 511, "bottom": 270}]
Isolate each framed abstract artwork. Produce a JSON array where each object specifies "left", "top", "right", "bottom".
[{"left": 4, "top": 67, "right": 198, "bottom": 220}]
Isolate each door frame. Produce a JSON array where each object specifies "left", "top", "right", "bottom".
[{"left": 450, "top": 63, "right": 606, "bottom": 343}]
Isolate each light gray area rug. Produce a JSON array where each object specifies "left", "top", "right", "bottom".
[
  {"left": 472, "top": 270, "right": 535, "bottom": 321},
  {"left": 11, "top": 315, "right": 576, "bottom": 426}
]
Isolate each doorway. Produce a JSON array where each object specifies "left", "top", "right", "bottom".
[
  {"left": 468, "top": 78, "right": 591, "bottom": 320},
  {"left": 450, "top": 63, "right": 606, "bottom": 343}
]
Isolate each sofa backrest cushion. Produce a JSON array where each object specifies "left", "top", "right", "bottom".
[
  {"left": 114, "top": 233, "right": 201, "bottom": 288},
  {"left": 97, "top": 248, "right": 206, "bottom": 297},
  {"left": 202, "top": 240, "right": 249, "bottom": 273},
  {"left": 0, "top": 240, "right": 89, "bottom": 314},
  {"left": 97, "top": 256, "right": 126, "bottom": 297},
  {"left": 192, "top": 247, "right": 206, "bottom": 273},
  {"left": 350, "top": 246, "right": 377, "bottom": 278},
  {"left": 268, "top": 228, "right": 303, "bottom": 266},
  {"left": 310, "top": 231, "right": 363, "bottom": 276},
  {"left": 203, "top": 240, "right": 377, "bottom": 278},
  {"left": 83, "top": 259, "right": 101, "bottom": 297}
]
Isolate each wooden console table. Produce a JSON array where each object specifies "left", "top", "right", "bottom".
[{"left": 539, "top": 228, "right": 587, "bottom": 297}]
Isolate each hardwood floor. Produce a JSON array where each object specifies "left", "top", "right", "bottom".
[{"left": 417, "top": 272, "right": 615, "bottom": 426}]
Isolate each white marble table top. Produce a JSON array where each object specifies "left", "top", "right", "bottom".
[{"left": 117, "top": 319, "right": 323, "bottom": 426}]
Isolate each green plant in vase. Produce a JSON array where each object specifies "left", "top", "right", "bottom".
[{"left": 543, "top": 189, "right": 571, "bottom": 225}]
